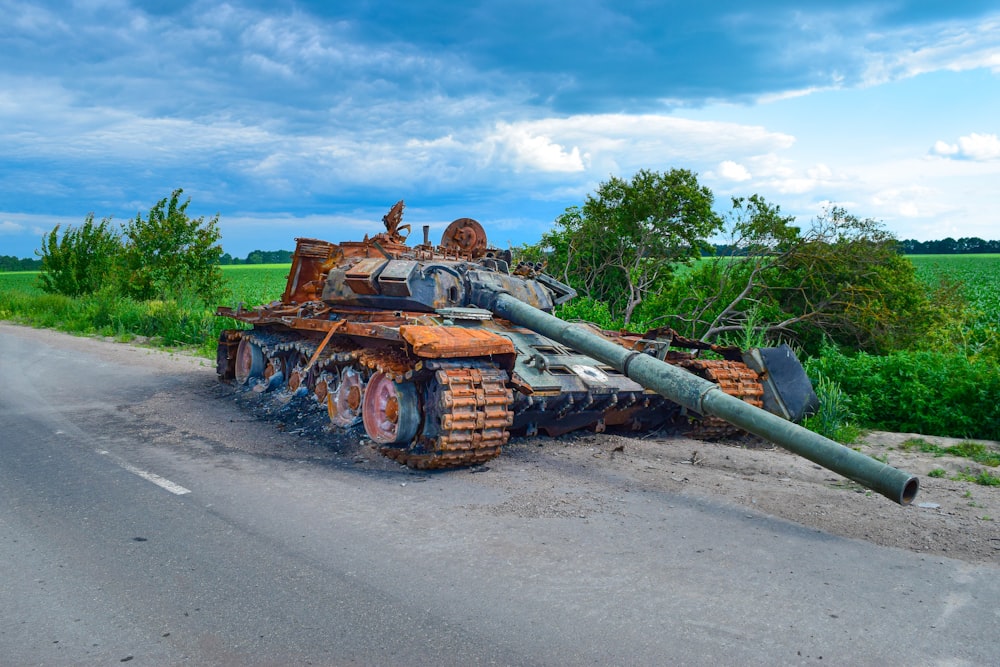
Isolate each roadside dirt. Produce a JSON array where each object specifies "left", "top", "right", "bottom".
[
  {"left": 5, "top": 322, "right": 999, "bottom": 565},
  {"left": 204, "top": 358, "right": 1000, "bottom": 566}
]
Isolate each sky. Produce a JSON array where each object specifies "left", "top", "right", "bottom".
[{"left": 1, "top": 1, "right": 998, "bottom": 259}]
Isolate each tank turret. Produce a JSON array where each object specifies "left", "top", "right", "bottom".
[{"left": 216, "top": 201, "right": 918, "bottom": 504}]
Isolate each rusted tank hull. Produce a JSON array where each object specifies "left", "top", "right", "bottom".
[{"left": 215, "top": 200, "right": 919, "bottom": 503}]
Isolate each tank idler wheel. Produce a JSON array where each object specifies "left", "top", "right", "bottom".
[
  {"left": 329, "top": 367, "right": 365, "bottom": 426},
  {"left": 362, "top": 372, "right": 420, "bottom": 445},
  {"left": 234, "top": 337, "right": 265, "bottom": 385}
]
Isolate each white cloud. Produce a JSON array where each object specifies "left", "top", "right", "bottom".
[
  {"left": 486, "top": 114, "right": 794, "bottom": 178},
  {"left": 865, "top": 17, "right": 1000, "bottom": 82},
  {"left": 931, "top": 140, "right": 959, "bottom": 156},
  {"left": 958, "top": 133, "right": 1000, "bottom": 160},
  {"left": 717, "top": 160, "right": 752, "bottom": 181},
  {"left": 931, "top": 133, "right": 1000, "bottom": 161},
  {"left": 749, "top": 158, "right": 845, "bottom": 195},
  {"left": 490, "top": 123, "right": 586, "bottom": 173},
  {"left": 870, "top": 185, "right": 938, "bottom": 218}
]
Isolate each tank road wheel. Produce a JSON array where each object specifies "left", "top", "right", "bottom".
[
  {"left": 362, "top": 372, "right": 420, "bottom": 445},
  {"left": 377, "top": 365, "right": 513, "bottom": 470},
  {"left": 286, "top": 353, "right": 311, "bottom": 397},
  {"left": 329, "top": 367, "right": 365, "bottom": 426},
  {"left": 234, "top": 337, "right": 265, "bottom": 385},
  {"left": 313, "top": 370, "right": 336, "bottom": 406}
]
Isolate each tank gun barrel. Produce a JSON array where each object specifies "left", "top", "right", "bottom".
[{"left": 478, "top": 288, "right": 919, "bottom": 505}]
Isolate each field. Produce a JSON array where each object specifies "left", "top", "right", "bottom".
[{"left": 910, "top": 254, "right": 1000, "bottom": 320}]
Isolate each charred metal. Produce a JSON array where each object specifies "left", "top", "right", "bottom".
[{"left": 215, "top": 200, "right": 918, "bottom": 504}]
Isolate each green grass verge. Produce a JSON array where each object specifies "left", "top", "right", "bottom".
[{"left": 0, "top": 267, "right": 289, "bottom": 358}]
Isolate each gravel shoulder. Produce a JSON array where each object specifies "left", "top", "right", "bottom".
[{"left": 5, "top": 322, "right": 998, "bottom": 565}]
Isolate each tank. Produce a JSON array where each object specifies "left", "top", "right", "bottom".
[{"left": 216, "top": 201, "right": 918, "bottom": 504}]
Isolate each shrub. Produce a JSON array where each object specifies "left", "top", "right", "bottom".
[
  {"left": 118, "top": 189, "right": 225, "bottom": 302},
  {"left": 37, "top": 214, "right": 122, "bottom": 296},
  {"left": 805, "top": 345, "right": 1000, "bottom": 441}
]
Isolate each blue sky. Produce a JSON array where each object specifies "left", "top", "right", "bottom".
[{"left": 1, "top": 1, "right": 998, "bottom": 259}]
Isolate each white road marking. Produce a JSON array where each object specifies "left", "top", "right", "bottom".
[{"left": 97, "top": 450, "right": 191, "bottom": 495}]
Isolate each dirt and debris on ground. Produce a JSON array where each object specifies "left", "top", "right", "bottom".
[
  {"left": 198, "top": 376, "right": 1000, "bottom": 565},
  {"left": 5, "top": 323, "right": 997, "bottom": 565}
]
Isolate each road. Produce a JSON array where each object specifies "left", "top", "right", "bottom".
[{"left": 1, "top": 322, "right": 998, "bottom": 665}]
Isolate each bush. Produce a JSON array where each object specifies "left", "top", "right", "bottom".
[
  {"left": 36, "top": 190, "right": 225, "bottom": 305},
  {"left": 805, "top": 345, "right": 1000, "bottom": 441},
  {"left": 554, "top": 296, "right": 622, "bottom": 330},
  {"left": 118, "top": 189, "right": 225, "bottom": 302},
  {"left": 37, "top": 214, "right": 122, "bottom": 296}
]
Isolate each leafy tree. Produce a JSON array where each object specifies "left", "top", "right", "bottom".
[
  {"left": 36, "top": 214, "right": 122, "bottom": 296},
  {"left": 535, "top": 168, "right": 722, "bottom": 325},
  {"left": 118, "top": 189, "right": 224, "bottom": 302},
  {"left": 656, "top": 202, "right": 965, "bottom": 355}
]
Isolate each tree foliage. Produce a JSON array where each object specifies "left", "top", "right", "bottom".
[
  {"left": 655, "top": 202, "right": 964, "bottom": 355},
  {"left": 532, "top": 168, "right": 721, "bottom": 324},
  {"left": 37, "top": 214, "right": 122, "bottom": 296},
  {"left": 36, "top": 189, "right": 225, "bottom": 303},
  {"left": 118, "top": 189, "right": 224, "bottom": 301}
]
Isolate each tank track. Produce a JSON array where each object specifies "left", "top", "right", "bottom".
[
  {"left": 677, "top": 358, "right": 764, "bottom": 440},
  {"left": 229, "top": 329, "right": 764, "bottom": 461},
  {"left": 232, "top": 328, "right": 513, "bottom": 470},
  {"left": 379, "top": 366, "right": 513, "bottom": 470}
]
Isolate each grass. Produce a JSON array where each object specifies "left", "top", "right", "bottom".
[
  {"left": 899, "top": 437, "right": 1000, "bottom": 487},
  {"left": 898, "top": 437, "right": 1000, "bottom": 467},
  {"left": 0, "top": 265, "right": 290, "bottom": 358},
  {"left": 952, "top": 469, "right": 1000, "bottom": 487}
]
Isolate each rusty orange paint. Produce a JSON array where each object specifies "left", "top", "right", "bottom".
[{"left": 399, "top": 326, "right": 515, "bottom": 358}]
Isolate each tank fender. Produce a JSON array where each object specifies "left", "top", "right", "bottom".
[{"left": 399, "top": 325, "right": 516, "bottom": 361}]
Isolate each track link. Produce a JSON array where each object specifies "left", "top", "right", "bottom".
[
  {"left": 677, "top": 358, "right": 764, "bottom": 439},
  {"left": 379, "top": 365, "right": 514, "bottom": 470},
  {"left": 234, "top": 329, "right": 514, "bottom": 469}
]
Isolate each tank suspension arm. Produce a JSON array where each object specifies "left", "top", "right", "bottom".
[{"left": 480, "top": 289, "right": 918, "bottom": 505}]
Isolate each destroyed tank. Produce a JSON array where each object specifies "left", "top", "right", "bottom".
[{"left": 216, "top": 201, "right": 918, "bottom": 504}]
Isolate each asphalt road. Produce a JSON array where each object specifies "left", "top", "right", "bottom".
[{"left": 1, "top": 323, "right": 998, "bottom": 665}]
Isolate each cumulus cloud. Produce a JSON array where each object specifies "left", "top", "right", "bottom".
[
  {"left": 931, "top": 133, "right": 1000, "bottom": 161},
  {"left": 717, "top": 160, "right": 752, "bottom": 181},
  {"left": 490, "top": 123, "right": 586, "bottom": 173}
]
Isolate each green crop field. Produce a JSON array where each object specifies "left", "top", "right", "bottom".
[
  {"left": 219, "top": 264, "right": 291, "bottom": 306},
  {"left": 909, "top": 254, "right": 1000, "bottom": 320},
  {"left": 0, "top": 265, "right": 294, "bottom": 357}
]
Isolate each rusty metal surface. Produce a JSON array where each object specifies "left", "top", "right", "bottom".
[
  {"left": 399, "top": 325, "right": 515, "bottom": 359},
  {"left": 379, "top": 365, "right": 513, "bottom": 469},
  {"left": 214, "top": 199, "right": 818, "bottom": 473},
  {"left": 677, "top": 358, "right": 765, "bottom": 439},
  {"left": 440, "top": 217, "right": 488, "bottom": 257}
]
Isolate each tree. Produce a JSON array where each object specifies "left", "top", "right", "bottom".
[
  {"left": 118, "top": 189, "right": 225, "bottom": 301},
  {"left": 36, "top": 214, "right": 122, "bottom": 296},
  {"left": 535, "top": 168, "right": 722, "bottom": 325},
  {"left": 657, "top": 201, "right": 965, "bottom": 355}
]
